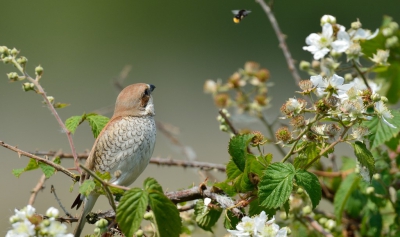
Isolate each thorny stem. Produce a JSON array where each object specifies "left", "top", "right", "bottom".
[
  {"left": 352, "top": 59, "right": 371, "bottom": 90},
  {"left": 255, "top": 0, "right": 302, "bottom": 86},
  {"left": 11, "top": 58, "right": 81, "bottom": 174},
  {"left": 304, "top": 122, "right": 354, "bottom": 169},
  {"left": 258, "top": 113, "right": 286, "bottom": 156},
  {"left": 79, "top": 164, "right": 117, "bottom": 212},
  {"left": 281, "top": 114, "right": 321, "bottom": 163},
  {"left": 0, "top": 140, "right": 78, "bottom": 181}
]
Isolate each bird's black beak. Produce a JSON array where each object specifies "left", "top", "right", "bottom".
[{"left": 149, "top": 84, "right": 156, "bottom": 92}]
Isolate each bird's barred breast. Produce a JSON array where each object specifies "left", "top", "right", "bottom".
[{"left": 93, "top": 116, "right": 156, "bottom": 185}]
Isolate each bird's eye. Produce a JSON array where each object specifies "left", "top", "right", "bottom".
[{"left": 143, "top": 89, "right": 150, "bottom": 97}]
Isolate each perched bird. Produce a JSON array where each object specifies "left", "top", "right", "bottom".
[
  {"left": 71, "top": 83, "right": 157, "bottom": 236},
  {"left": 232, "top": 9, "right": 251, "bottom": 23}
]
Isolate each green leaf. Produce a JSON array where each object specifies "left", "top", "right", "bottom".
[
  {"left": 116, "top": 188, "right": 148, "bottom": 237},
  {"left": 334, "top": 173, "right": 361, "bottom": 225},
  {"left": 258, "top": 153, "right": 272, "bottom": 168},
  {"left": 53, "top": 102, "right": 70, "bottom": 109},
  {"left": 38, "top": 162, "right": 56, "bottom": 178},
  {"left": 79, "top": 180, "right": 96, "bottom": 197},
  {"left": 86, "top": 114, "right": 110, "bottom": 138},
  {"left": 294, "top": 142, "right": 319, "bottom": 169},
  {"left": 53, "top": 157, "right": 61, "bottom": 164},
  {"left": 12, "top": 168, "right": 25, "bottom": 178},
  {"left": 344, "top": 189, "right": 367, "bottom": 218},
  {"left": 364, "top": 110, "right": 400, "bottom": 149},
  {"left": 248, "top": 197, "right": 276, "bottom": 217},
  {"left": 352, "top": 141, "right": 375, "bottom": 180},
  {"left": 25, "top": 159, "right": 39, "bottom": 171},
  {"left": 224, "top": 211, "right": 240, "bottom": 230},
  {"left": 95, "top": 171, "right": 111, "bottom": 181},
  {"left": 213, "top": 181, "right": 236, "bottom": 197},
  {"left": 148, "top": 190, "right": 181, "bottom": 237},
  {"left": 378, "top": 62, "right": 400, "bottom": 104},
  {"left": 226, "top": 159, "right": 242, "bottom": 181},
  {"left": 258, "top": 163, "right": 295, "bottom": 209},
  {"left": 295, "top": 170, "right": 322, "bottom": 209},
  {"left": 144, "top": 177, "right": 163, "bottom": 193},
  {"left": 228, "top": 134, "right": 255, "bottom": 171},
  {"left": 65, "top": 115, "right": 83, "bottom": 134},
  {"left": 194, "top": 199, "right": 222, "bottom": 232}
]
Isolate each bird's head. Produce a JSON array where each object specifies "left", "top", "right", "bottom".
[{"left": 113, "top": 83, "right": 155, "bottom": 118}]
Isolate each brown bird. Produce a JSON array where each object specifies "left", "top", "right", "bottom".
[{"left": 71, "top": 83, "right": 157, "bottom": 236}]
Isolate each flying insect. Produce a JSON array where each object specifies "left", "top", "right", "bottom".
[{"left": 232, "top": 10, "right": 251, "bottom": 23}]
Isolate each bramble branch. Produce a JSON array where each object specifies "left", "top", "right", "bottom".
[{"left": 0, "top": 140, "right": 79, "bottom": 181}]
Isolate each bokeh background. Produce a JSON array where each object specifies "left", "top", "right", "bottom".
[{"left": 1, "top": 0, "right": 399, "bottom": 235}]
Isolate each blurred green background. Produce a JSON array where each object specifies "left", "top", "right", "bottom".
[{"left": 1, "top": 0, "right": 398, "bottom": 235}]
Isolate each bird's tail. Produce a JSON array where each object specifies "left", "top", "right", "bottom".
[{"left": 73, "top": 193, "right": 99, "bottom": 237}]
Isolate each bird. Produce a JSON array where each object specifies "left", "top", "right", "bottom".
[
  {"left": 232, "top": 10, "right": 251, "bottom": 23},
  {"left": 71, "top": 83, "right": 157, "bottom": 236}
]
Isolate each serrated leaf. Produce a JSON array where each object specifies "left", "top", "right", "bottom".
[
  {"left": 228, "top": 134, "right": 255, "bottom": 171},
  {"left": 240, "top": 155, "right": 265, "bottom": 191},
  {"left": 86, "top": 114, "right": 110, "bottom": 138},
  {"left": 194, "top": 199, "right": 222, "bottom": 232},
  {"left": 25, "top": 159, "right": 39, "bottom": 171},
  {"left": 79, "top": 180, "right": 96, "bottom": 197},
  {"left": 53, "top": 157, "right": 61, "bottom": 164},
  {"left": 65, "top": 115, "right": 83, "bottom": 134},
  {"left": 258, "top": 163, "right": 295, "bottom": 209},
  {"left": 213, "top": 181, "right": 236, "bottom": 197},
  {"left": 53, "top": 102, "right": 70, "bottom": 109},
  {"left": 295, "top": 170, "right": 322, "bottom": 209},
  {"left": 116, "top": 188, "right": 148, "bottom": 237},
  {"left": 39, "top": 162, "right": 56, "bottom": 178},
  {"left": 226, "top": 159, "right": 242, "bottom": 181},
  {"left": 258, "top": 153, "right": 272, "bottom": 168},
  {"left": 148, "top": 190, "right": 181, "bottom": 237},
  {"left": 144, "top": 177, "right": 163, "bottom": 193},
  {"left": 334, "top": 173, "right": 360, "bottom": 225},
  {"left": 224, "top": 211, "right": 240, "bottom": 230},
  {"left": 364, "top": 110, "right": 400, "bottom": 149},
  {"left": 294, "top": 142, "right": 319, "bottom": 169},
  {"left": 12, "top": 168, "right": 25, "bottom": 178},
  {"left": 352, "top": 141, "right": 375, "bottom": 180}
]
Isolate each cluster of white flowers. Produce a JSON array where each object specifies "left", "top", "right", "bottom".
[
  {"left": 227, "top": 211, "right": 288, "bottom": 237},
  {"left": 6, "top": 205, "right": 73, "bottom": 237},
  {"left": 303, "top": 15, "right": 378, "bottom": 61}
]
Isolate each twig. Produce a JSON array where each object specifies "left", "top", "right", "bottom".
[
  {"left": 10, "top": 58, "right": 81, "bottom": 173},
  {"left": 255, "top": 0, "right": 302, "bottom": 86},
  {"left": 0, "top": 140, "right": 79, "bottom": 181},
  {"left": 219, "top": 109, "right": 238, "bottom": 135},
  {"left": 32, "top": 151, "right": 227, "bottom": 172},
  {"left": 28, "top": 174, "right": 46, "bottom": 206},
  {"left": 303, "top": 215, "right": 334, "bottom": 237},
  {"left": 178, "top": 203, "right": 196, "bottom": 212},
  {"left": 79, "top": 164, "right": 117, "bottom": 212},
  {"left": 51, "top": 185, "right": 74, "bottom": 218}
]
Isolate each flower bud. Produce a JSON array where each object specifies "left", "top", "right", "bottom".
[
  {"left": 214, "top": 93, "right": 230, "bottom": 108},
  {"left": 381, "top": 96, "right": 388, "bottom": 103},
  {"left": 296, "top": 188, "right": 304, "bottom": 194},
  {"left": 373, "top": 173, "right": 381, "bottom": 180},
  {"left": 17, "top": 56, "right": 28, "bottom": 66},
  {"left": 299, "top": 61, "right": 311, "bottom": 71},
  {"left": 311, "top": 60, "right": 320, "bottom": 69},
  {"left": 320, "top": 15, "right": 336, "bottom": 26},
  {"left": 366, "top": 186, "right": 375, "bottom": 194},
  {"left": 10, "top": 48, "right": 19, "bottom": 56},
  {"left": 385, "top": 36, "right": 398, "bottom": 48},
  {"left": 371, "top": 93, "right": 381, "bottom": 102},
  {"left": 135, "top": 229, "right": 144, "bottom": 237},
  {"left": 95, "top": 218, "right": 108, "bottom": 228},
  {"left": 389, "top": 21, "right": 399, "bottom": 31},
  {"left": 219, "top": 124, "right": 228, "bottom": 132},
  {"left": 45, "top": 207, "right": 59, "bottom": 218},
  {"left": 144, "top": 211, "right": 154, "bottom": 220},
  {"left": 94, "top": 227, "right": 101, "bottom": 235},
  {"left": 251, "top": 131, "right": 264, "bottom": 145},
  {"left": 2, "top": 56, "right": 11, "bottom": 64},
  {"left": 244, "top": 61, "right": 260, "bottom": 74},
  {"left": 382, "top": 27, "right": 394, "bottom": 37},
  {"left": 302, "top": 205, "right": 312, "bottom": 214},
  {"left": 46, "top": 96, "right": 54, "bottom": 104},
  {"left": 285, "top": 227, "right": 292, "bottom": 235},
  {"left": 351, "top": 20, "right": 362, "bottom": 30},
  {"left": 35, "top": 65, "right": 44, "bottom": 76},
  {"left": 22, "top": 83, "right": 35, "bottom": 92},
  {"left": 325, "top": 219, "right": 336, "bottom": 230},
  {"left": 0, "top": 46, "right": 9, "bottom": 55},
  {"left": 7, "top": 72, "right": 19, "bottom": 81},
  {"left": 204, "top": 80, "right": 217, "bottom": 94},
  {"left": 279, "top": 212, "right": 288, "bottom": 220},
  {"left": 344, "top": 73, "right": 353, "bottom": 82},
  {"left": 318, "top": 217, "right": 327, "bottom": 225}
]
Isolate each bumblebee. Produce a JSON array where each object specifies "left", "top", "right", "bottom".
[{"left": 232, "top": 10, "right": 251, "bottom": 23}]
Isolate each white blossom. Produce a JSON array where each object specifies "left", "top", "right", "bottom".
[{"left": 303, "top": 23, "right": 334, "bottom": 60}]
